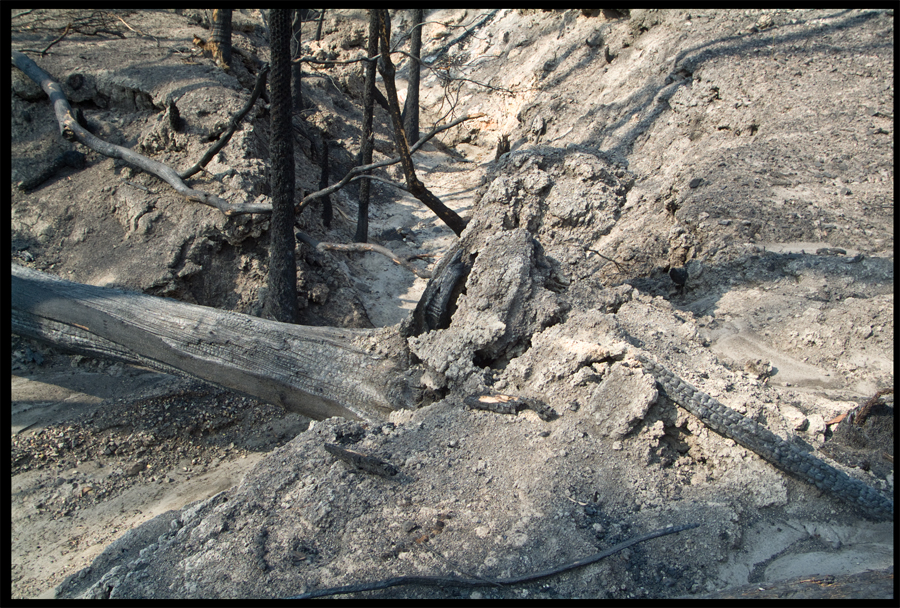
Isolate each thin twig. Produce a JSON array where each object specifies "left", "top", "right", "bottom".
[
  {"left": 285, "top": 523, "right": 700, "bottom": 599},
  {"left": 317, "top": 242, "right": 432, "bottom": 279},
  {"left": 179, "top": 64, "right": 270, "bottom": 179},
  {"left": 296, "top": 113, "right": 483, "bottom": 212},
  {"left": 394, "top": 49, "right": 527, "bottom": 96},
  {"left": 297, "top": 231, "right": 432, "bottom": 279},
  {"left": 349, "top": 173, "right": 410, "bottom": 193},
  {"left": 113, "top": 14, "right": 142, "bottom": 35},
  {"left": 586, "top": 248, "right": 625, "bottom": 273},
  {"left": 112, "top": 13, "right": 161, "bottom": 47},
  {"left": 38, "top": 22, "right": 71, "bottom": 55},
  {"left": 292, "top": 53, "right": 380, "bottom": 66}
]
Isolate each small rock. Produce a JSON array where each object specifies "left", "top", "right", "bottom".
[
  {"left": 780, "top": 405, "right": 809, "bottom": 432},
  {"left": 124, "top": 461, "right": 146, "bottom": 477},
  {"left": 308, "top": 284, "right": 330, "bottom": 304},
  {"left": 744, "top": 358, "right": 773, "bottom": 380},
  {"left": 669, "top": 267, "right": 688, "bottom": 288}
]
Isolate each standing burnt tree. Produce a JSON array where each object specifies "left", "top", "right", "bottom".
[
  {"left": 291, "top": 9, "right": 304, "bottom": 112},
  {"left": 401, "top": 8, "right": 424, "bottom": 145},
  {"left": 354, "top": 9, "right": 380, "bottom": 243},
  {"left": 265, "top": 8, "right": 300, "bottom": 323},
  {"left": 208, "top": 9, "right": 233, "bottom": 70}
]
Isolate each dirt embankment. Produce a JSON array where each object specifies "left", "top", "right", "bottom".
[{"left": 11, "top": 8, "right": 893, "bottom": 599}]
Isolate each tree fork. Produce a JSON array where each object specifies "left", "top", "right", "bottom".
[{"left": 376, "top": 10, "right": 468, "bottom": 237}]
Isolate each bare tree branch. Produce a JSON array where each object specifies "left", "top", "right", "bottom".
[
  {"left": 296, "top": 112, "right": 483, "bottom": 212},
  {"left": 12, "top": 46, "right": 482, "bottom": 220},
  {"left": 11, "top": 50, "right": 270, "bottom": 215},
  {"left": 292, "top": 54, "right": 380, "bottom": 66},
  {"left": 349, "top": 173, "right": 410, "bottom": 193},
  {"left": 296, "top": 230, "right": 431, "bottom": 279},
  {"left": 286, "top": 523, "right": 701, "bottom": 599}
]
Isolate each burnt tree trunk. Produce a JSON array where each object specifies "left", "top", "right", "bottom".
[
  {"left": 354, "top": 9, "right": 380, "bottom": 243},
  {"left": 209, "top": 9, "right": 233, "bottom": 70},
  {"left": 11, "top": 263, "right": 417, "bottom": 422},
  {"left": 401, "top": 8, "right": 424, "bottom": 145},
  {"left": 315, "top": 9, "right": 325, "bottom": 42},
  {"left": 376, "top": 10, "right": 467, "bottom": 237},
  {"left": 265, "top": 8, "right": 300, "bottom": 323}
]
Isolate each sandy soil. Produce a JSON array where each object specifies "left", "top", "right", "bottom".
[{"left": 10, "top": 8, "right": 893, "bottom": 599}]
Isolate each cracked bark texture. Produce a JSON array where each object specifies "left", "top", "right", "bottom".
[
  {"left": 354, "top": 9, "right": 379, "bottom": 243},
  {"left": 636, "top": 354, "right": 893, "bottom": 520},
  {"left": 12, "top": 263, "right": 416, "bottom": 422}
]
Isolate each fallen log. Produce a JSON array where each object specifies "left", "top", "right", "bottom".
[{"left": 11, "top": 263, "right": 419, "bottom": 422}]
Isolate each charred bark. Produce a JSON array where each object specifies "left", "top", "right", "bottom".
[
  {"left": 401, "top": 9, "right": 424, "bottom": 145},
  {"left": 315, "top": 9, "right": 325, "bottom": 42},
  {"left": 265, "top": 8, "right": 300, "bottom": 324},
  {"left": 291, "top": 9, "right": 304, "bottom": 112},
  {"left": 319, "top": 139, "right": 333, "bottom": 228},
  {"left": 209, "top": 9, "right": 233, "bottom": 70},
  {"left": 400, "top": 243, "right": 473, "bottom": 337}
]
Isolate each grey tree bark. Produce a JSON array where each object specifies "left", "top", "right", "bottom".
[
  {"left": 265, "top": 8, "right": 300, "bottom": 323},
  {"left": 11, "top": 263, "right": 418, "bottom": 422}
]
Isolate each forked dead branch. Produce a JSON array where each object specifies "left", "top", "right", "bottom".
[{"left": 12, "top": 49, "right": 483, "bottom": 225}]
